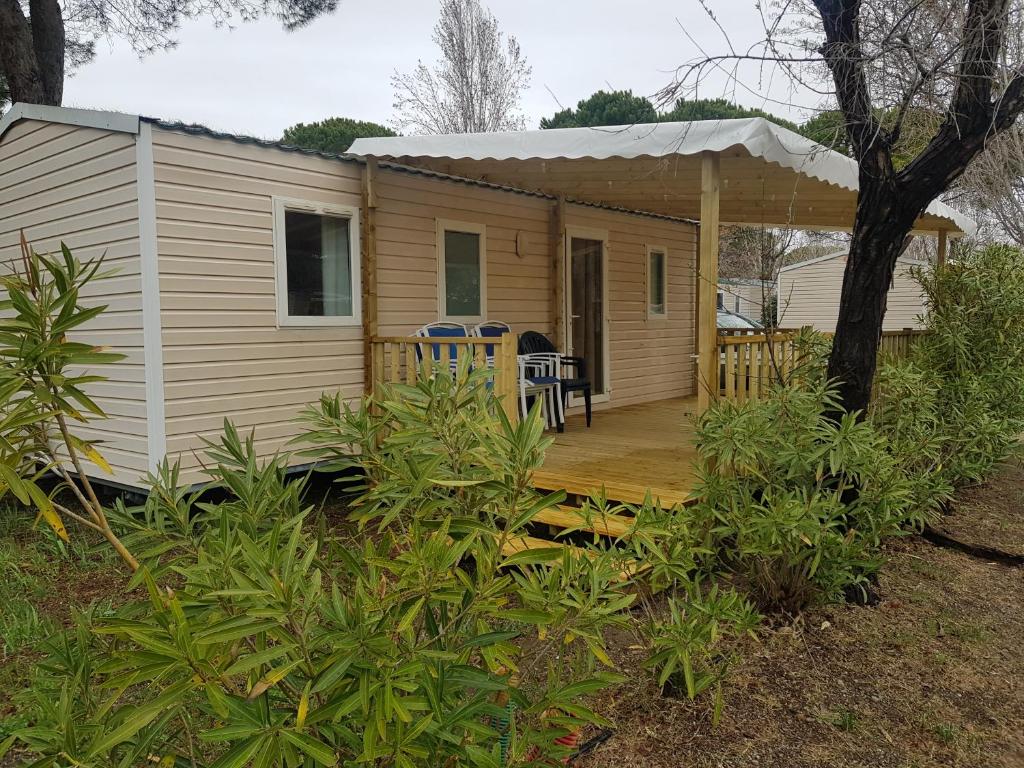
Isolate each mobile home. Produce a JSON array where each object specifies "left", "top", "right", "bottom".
[{"left": 0, "top": 105, "right": 971, "bottom": 499}]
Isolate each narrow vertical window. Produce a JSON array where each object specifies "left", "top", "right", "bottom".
[
  {"left": 647, "top": 245, "right": 668, "bottom": 318},
  {"left": 438, "top": 220, "right": 486, "bottom": 321}
]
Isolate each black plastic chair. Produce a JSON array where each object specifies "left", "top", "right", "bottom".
[{"left": 517, "top": 331, "right": 593, "bottom": 428}]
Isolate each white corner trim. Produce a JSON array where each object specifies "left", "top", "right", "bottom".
[
  {"left": 0, "top": 103, "right": 140, "bottom": 140},
  {"left": 135, "top": 122, "right": 166, "bottom": 474}
]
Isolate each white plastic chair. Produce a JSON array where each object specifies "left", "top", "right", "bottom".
[
  {"left": 517, "top": 352, "right": 564, "bottom": 431},
  {"left": 472, "top": 320, "right": 511, "bottom": 368}
]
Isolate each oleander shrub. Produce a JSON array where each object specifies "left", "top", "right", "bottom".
[
  {"left": 693, "top": 381, "right": 916, "bottom": 614},
  {"left": 3, "top": 368, "right": 636, "bottom": 768},
  {"left": 873, "top": 244, "right": 1024, "bottom": 489},
  {"left": 0, "top": 236, "right": 135, "bottom": 569},
  {"left": 643, "top": 583, "right": 760, "bottom": 723}
]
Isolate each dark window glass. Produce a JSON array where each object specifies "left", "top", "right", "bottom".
[
  {"left": 649, "top": 250, "right": 666, "bottom": 314},
  {"left": 284, "top": 210, "right": 352, "bottom": 317},
  {"left": 444, "top": 230, "right": 481, "bottom": 317}
]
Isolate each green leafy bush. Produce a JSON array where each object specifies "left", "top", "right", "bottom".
[
  {"left": 693, "top": 382, "right": 916, "bottom": 614},
  {"left": 0, "top": 236, "right": 134, "bottom": 569},
  {"left": 643, "top": 583, "right": 760, "bottom": 723},
  {"left": 4, "top": 367, "right": 635, "bottom": 767},
  {"left": 873, "top": 244, "right": 1024, "bottom": 488}
]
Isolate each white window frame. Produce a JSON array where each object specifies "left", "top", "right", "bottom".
[
  {"left": 437, "top": 218, "right": 487, "bottom": 323},
  {"left": 646, "top": 244, "right": 669, "bottom": 319},
  {"left": 273, "top": 196, "right": 362, "bottom": 328}
]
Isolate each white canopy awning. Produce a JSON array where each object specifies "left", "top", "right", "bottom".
[{"left": 350, "top": 118, "right": 975, "bottom": 235}]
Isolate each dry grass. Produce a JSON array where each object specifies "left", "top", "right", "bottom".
[{"left": 578, "top": 462, "right": 1024, "bottom": 768}]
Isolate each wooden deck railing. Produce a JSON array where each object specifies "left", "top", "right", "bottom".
[
  {"left": 717, "top": 330, "right": 802, "bottom": 402},
  {"left": 369, "top": 334, "right": 520, "bottom": 423},
  {"left": 876, "top": 328, "right": 928, "bottom": 360},
  {"left": 717, "top": 326, "right": 929, "bottom": 404}
]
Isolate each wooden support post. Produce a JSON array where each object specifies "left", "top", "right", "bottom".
[
  {"left": 696, "top": 152, "right": 721, "bottom": 415},
  {"left": 361, "top": 158, "right": 379, "bottom": 394},
  {"left": 936, "top": 229, "right": 948, "bottom": 267},
  {"left": 551, "top": 196, "right": 566, "bottom": 352}
]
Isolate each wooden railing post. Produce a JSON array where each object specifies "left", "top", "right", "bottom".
[{"left": 496, "top": 333, "right": 519, "bottom": 424}]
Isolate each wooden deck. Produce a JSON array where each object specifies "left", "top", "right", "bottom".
[{"left": 531, "top": 397, "right": 701, "bottom": 508}]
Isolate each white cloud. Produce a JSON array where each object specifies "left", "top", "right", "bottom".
[{"left": 63, "top": 0, "right": 819, "bottom": 139}]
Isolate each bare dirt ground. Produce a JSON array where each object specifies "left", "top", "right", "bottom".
[{"left": 579, "top": 461, "right": 1024, "bottom": 768}]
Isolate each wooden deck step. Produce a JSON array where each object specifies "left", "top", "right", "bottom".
[
  {"left": 498, "top": 534, "right": 642, "bottom": 582},
  {"left": 532, "top": 504, "right": 634, "bottom": 538},
  {"left": 500, "top": 534, "right": 571, "bottom": 556},
  {"left": 530, "top": 469, "right": 691, "bottom": 508}
]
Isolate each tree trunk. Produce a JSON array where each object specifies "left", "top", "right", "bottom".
[
  {"left": 826, "top": 175, "right": 919, "bottom": 418},
  {"left": 0, "top": 0, "right": 47, "bottom": 104},
  {"left": 0, "top": 0, "right": 63, "bottom": 106},
  {"left": 29, "top": 0, "right": 64, "bottom": 104}
]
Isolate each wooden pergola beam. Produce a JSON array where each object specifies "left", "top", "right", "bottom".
[{"left": 696, "top": 152, "right": 721, "bottom": 415}]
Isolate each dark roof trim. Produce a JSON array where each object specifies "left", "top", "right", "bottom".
[{"left": 145, "top": 117, "right": 699, "bottom": 226}]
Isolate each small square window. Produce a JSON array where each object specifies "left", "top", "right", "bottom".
[
  {"left": 438, "top": 220, "right": 486, "bottom": 321},
  {"left": 274, "top": 198, "right": 360, "bottom": 327},
  {"left": 647, "top": 246, "right": 668, "bottom": 318}
]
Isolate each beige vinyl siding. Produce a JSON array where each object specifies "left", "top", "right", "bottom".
[
  {"left": 884, "top": 260, "right": 929, "bottom": 329},
  {"left": 375, "top": 169, "right": 554, "bottom": 336},
  {"left": 718, "top": 281, "right": 771, "bottom": 321},
  {"left": 373, "top": 168, "right": 697, "bottom": 409},
  {"left": 778, "top": 255, "right": 927, "bottom": 332},
  {"left": 0, "top": 119, "right": 147, "bottom": 486},
  {"left": 150, "top": 127, "right": 364, "bottom": 481}
]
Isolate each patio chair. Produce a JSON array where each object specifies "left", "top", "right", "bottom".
[
  {"left": 518, "top": 331, "right": 592, "bottom": 427},
  {"left": 414, "top": 321, "right": 469, "bottom": 371},
  {"left": 472, "top": 320, "right": 511, "bottom": 365},
  {"left": 518, "top": 353, "right": 564, "bottom": 431}
]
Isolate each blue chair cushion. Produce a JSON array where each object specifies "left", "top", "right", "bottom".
[
  {"left": 424, "top": 326, "right": 467, "bottom": 362},
  {"left": 476, "top": 325, "right": 508, "bottom": 359}
]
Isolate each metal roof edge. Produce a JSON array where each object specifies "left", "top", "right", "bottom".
[{"left": 0, "top": 103, "right": 140, "bottom": 140}]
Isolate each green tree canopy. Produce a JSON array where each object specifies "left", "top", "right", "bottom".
[
  {"left": 540, "top": 90, "right": 658, "bottom": 129},
  {"left": 539, "top": 91, "right": 801, "bottom": 133},
  {"left": 662, "top": 98, "right": 800, "bottom": 133},
  {"left": 799, "top": 107, "right": 941, "bottom": 166},
  {"left": 281, "top": 117, "right": 396, "bottom": 154}
]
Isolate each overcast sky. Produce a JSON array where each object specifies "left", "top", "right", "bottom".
[{"left": 62, "top": 0, "right": 822, "bottom": 139}]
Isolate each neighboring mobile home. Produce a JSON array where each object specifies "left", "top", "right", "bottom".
[
  {"left": 0, "top": 105, "right": 971, "bottom": 494},
  {"left": 776, "top": 251, "right": 929, "bottom": 332},
  {"left": 717, "top": 278, "right": 773, "bottom": 322}
]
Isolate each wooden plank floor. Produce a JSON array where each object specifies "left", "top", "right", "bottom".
[{"left": 531, "top": 396, "right": 701, "bottom": 508}]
